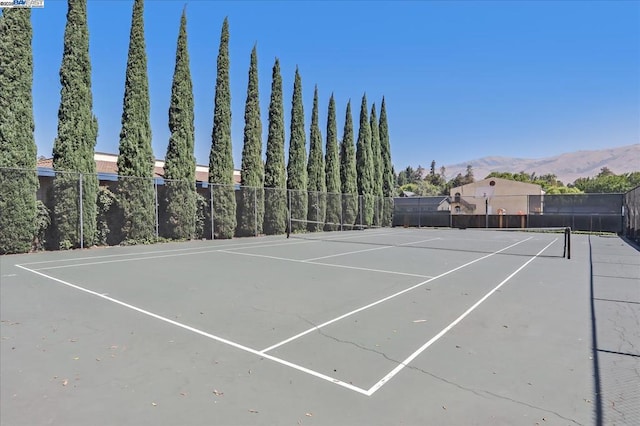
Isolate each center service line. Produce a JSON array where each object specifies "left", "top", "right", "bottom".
[
  {"left": 302, "top": 237, "right": 441, "bottom": 262},
  {"left": 365, "top": 238, "right": 558, "bottom": 396},
  {"left": 14, "top": 264, "right": 370, "bottom": 396},
  {"left": 259, "top": 237, "right": 533, "bottom": 353}
]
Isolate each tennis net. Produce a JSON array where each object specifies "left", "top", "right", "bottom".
[{"left": 287, "top": 219, "right": 571, "bottom": 259}]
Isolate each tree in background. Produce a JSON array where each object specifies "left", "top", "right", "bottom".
[
  {"left": 324, "top": 94, "right": 341, "bottom": 230},
  {"left": 356, "top": 94, "right": 374, "bottom": 226},
  {"left": 237, "top": 45, "right": 264, "bottom": 237},
  {"left": 208, "top": 17, "right": 236, "bottom": 239},
  {"left": 379, "top": 97, "right": 395, "bottom": 226},
  {"left": 306, "top": 86, "right": 326, "bottom": 231},
  {"left": 339, "top": 100, "right": 358, "bottom": 228},
  {"left": 369, "top": 103, "right": 383, "bottom": 225},
  {"left": 161, "top": 9, "right": 196, "bottom": 240},
  {"left": 117, "top": 0, "right": 156, "bottom": 243},
  {"left": 51, "top": 0, "right": 98, "bottom": 250},
  {"left": 263, "top": 58, "right": 287, "bottom": 235},
  {"left": 0, "top": 8, "right": 38, "bottom": 254},
  {"left": 286, "top": 67, "right": 307, "bottom": 232},
  {"left": 572, "top": 168, "right": 640, "bottom": 193},
  {"left": 426, "top": 160, "right": 446, "bottom": 188}
]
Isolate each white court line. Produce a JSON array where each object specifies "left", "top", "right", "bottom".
[
  {"left": 219, "top": 250, "right": 433, "bottom": 278},
  {"left": 30, "top": 240, "right": 316, "bottom": 271},
  {"left": 365, "top": 238, "right": 558, "bottom": 396},
  {"left": 302, "top": 238, "right": 441, "bottom": 262},
  {"left": 290, "top": 228, "right": 404, "bottom": 242},
  {"left": 18, "top": 238, "right": 305, "bottom": 266},
  {"left": 259, "top": 237, "right": 533, "bottom": 353},
  {"left": 14, "top": 264, "right": 370, "bottom": 396}
]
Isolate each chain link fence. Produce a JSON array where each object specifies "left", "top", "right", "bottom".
[
  {"left": 0, "top": 167, "right": 395, "bottom": 252},
  {"left": 393, "top": 193, "right": 625, "bottom": 233},
  {"left": 624, "top": 186, "right": 640, "bottom": 244}
]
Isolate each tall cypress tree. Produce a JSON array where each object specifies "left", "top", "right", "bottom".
[
  {"left": 339, "top": 100, "right": 357, "bottom": 228},
  {"left": 324, "top": 94, "right": 341, "bottom": 231},
  {"left": 52, "top": 0, "right": 98, "bottom": 250},
  {"left": 356, "top": 94, "right": 374, "bottom": 226},
  {"left": 161, "top": 9, "right": 195, "bottom": 240},
  {"left": 286, "top": 67, "right": 307, "bottom": 232},
  {"left": 0, "top": 9, "right": 38, "bottom": 254},
  {"left": 209, "top": 17, "right": 236, "bottom": 239},
  {"left": 237, "top": 45, "right": 263, "bottom": 237},
  {"left": 263, "top": 58, "right": 287, "bottom": 235},
  {"left": 370, "top": 103, "right": 383, "bottom": 225},
  {"left": 306, "top": 85, "right": 326, "bottom": 231},
  {"left": 117, "top": 0, "right": 155, "bottom": 243},
  {"left": 379, "top": 97, "right": 394, "bottom": 226}
]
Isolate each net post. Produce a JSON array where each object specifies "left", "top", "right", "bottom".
[{"left": 563, "top": 227, "right": 571, "bottom": 259}]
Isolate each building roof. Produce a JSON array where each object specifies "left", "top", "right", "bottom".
[
  {"left": 450, "top": 177, "right": 543, "bottom": 195},
  {"left": 37, "top": 152, "right": 241, "bottom": 184}
]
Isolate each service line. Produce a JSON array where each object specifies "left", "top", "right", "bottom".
[
  {"left": 259, "top": 237, "right": 533, "bottom": 353},
  {"left": 18, "top": 238, "right": 296, "bottom": 266},
  {"left": 302, "top": 237, "right": 441, "bottom": 262},
  {"left": 365, "top": 237, "right": 558, "bottom": 396},
  {"left": 219, "top": 250, "right": 433, "bottom": 279},
  {"left": 29, "top": 239, "right": 316, "bottom": 271},
  {"left": 15, "top": 264, "right": 370, "bottom": 396}
]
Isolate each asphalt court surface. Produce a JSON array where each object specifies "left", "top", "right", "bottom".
[{"left": 2, "top": 228, "right": 637, "bottom": 425}]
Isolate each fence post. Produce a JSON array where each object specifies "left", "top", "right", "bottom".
[
  {"left": 485, "top": 198, "right": 489, "bottom": 228},
  {"left": 79, "top": 173, "right": 84, "bottom": 249},
  {"left": 210, "top": 184, "right": 215, "bottom": 240},
  {"left": 359, "top": 195, "right": 363, "bottom": 230},
  {"left": 417, "top": 197, "right": 421, "bottom": 228},
  {"left": 287, "top": 189, "right": 292, "bottom": 237},
  {"left": 340, "top": 194, "right": 344, "bottom": 231},
  {"left": 154, "top": 178, "right": 159, "bottom": 239},
  {"left": 254, "top": 187, "right": 258, "bottom": 237}
]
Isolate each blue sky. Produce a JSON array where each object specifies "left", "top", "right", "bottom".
[{"left": 22, "top": 0, "right": 640, "bottom": 171}]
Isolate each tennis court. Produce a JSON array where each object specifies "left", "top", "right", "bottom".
[{"left": 1, "top": 228, "right": 637, "bottom": 425}]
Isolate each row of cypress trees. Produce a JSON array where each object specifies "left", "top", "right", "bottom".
[{"left": 0, "top": 0, "right": 395, "bottom": 253}]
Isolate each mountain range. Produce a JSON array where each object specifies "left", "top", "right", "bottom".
[{"left": 442, "top": 144, "right": 639, "bottom": 185}]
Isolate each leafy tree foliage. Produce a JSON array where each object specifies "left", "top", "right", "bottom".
[
  {"left": 339, "top": 100, "right": 358, "bottom": 228},
  {"left": 52, "top": 0, "right": 98, "bottom": 249},
  {"left": 263, "top": 58, "right": 287, "bottom": 235},
  {"left": 117, "top": 0, "right": 156, "bottom": 243},
  {"left": 161, "top": 9, "right": 196, "bottom": 240},
  {"left": 237, "top": 45, "right": 264, "bottom": 236},
  {"left": 0, "top": 8, "right": 38, "bottom": 254},
  {"left": 572, "top": 168, "right": 640, "bottom": 193},
  {"left": 306, "top": 86, "right": 326, "bottom": 231},
  {"left": 324, "top": 94, "right": 341, "bottom": 230},
  {"left": 208, "top": 17, "right": 236, "bottom": 238},
  {"left": 286, "top": 67, "right": 307, "bottom": 231}
]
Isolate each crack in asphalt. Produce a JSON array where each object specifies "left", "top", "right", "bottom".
[{"left": 297, "top": 315, "right": 584, "bottom": 425}]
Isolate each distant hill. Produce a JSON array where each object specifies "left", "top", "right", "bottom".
[{"left": 443, "top": 144, "right": 640, "bottom": 185}]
